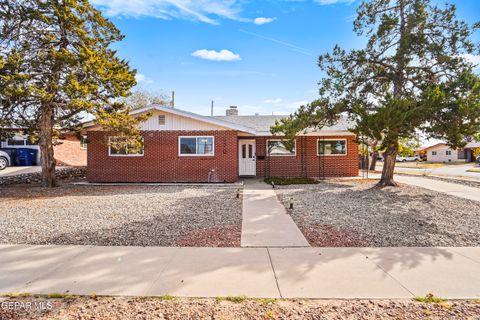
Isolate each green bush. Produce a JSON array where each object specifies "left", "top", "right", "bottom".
[{"left": 264, "top": 177, "right": 319, "bottom": 185}]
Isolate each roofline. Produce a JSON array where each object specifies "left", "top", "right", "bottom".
[
  {"left": 421, "top": 143, "right": 448, "bottom": 150},
  {"left": 129, "top": 105, "right": 258, "bottom": 134}
]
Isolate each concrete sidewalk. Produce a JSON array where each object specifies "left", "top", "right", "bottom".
[
  {"left": 379, "top": 174, "right": 480, "bottom": 202},
  {"left": 1, "top": 244, "right": 480, "bottom": 299},
  {"left": 241, "top": 180, "right": 309, "bottom": 247}
]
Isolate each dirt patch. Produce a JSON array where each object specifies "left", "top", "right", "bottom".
[
  {"left": 299, "top": 223, "right": 373, "bottom": 247},
  {"left": 1, "top": 297, "right": 479, "bottom": 320},
  {"left": 175, "top": 226, "right": 241, "bottom": 247}
]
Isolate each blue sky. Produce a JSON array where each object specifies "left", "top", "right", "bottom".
[{"left": 91, "top": 0, "right": 480, "bottom": 116}]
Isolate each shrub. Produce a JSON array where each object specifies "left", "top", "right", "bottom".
[{"left": 264, "top": 177, "right": 319, "bottom": 185}]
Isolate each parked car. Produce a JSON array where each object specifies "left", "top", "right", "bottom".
[
  {"left": 0, "top": 150, "right": 11, "bottom": 170},
  {"left": 396, "top": 155, "right": 419, "bottom": 162}
]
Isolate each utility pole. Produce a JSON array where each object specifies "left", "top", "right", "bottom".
[
  {"left": 171, "top": 91, "right": 175, "bottom": 108},
  {"left": 211, "top": 100, "right": 214, "bottom": 116}
]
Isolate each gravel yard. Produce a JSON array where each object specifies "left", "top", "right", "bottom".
[
  {"left": 1, "top": 297, "right": 479, "bottom": 320},
  {"left": 275, "top": 179, "right": 480, "bottom": 247},
  {"left": 0, "top": 184, "right": 242, "bottom": 247}
]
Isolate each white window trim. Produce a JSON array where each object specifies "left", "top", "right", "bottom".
[
  {"left": 266, "top": 139, "right": 297, "bottom": 157},
  {"left": 108, "top": 136, "right": 144, "bottom": 157},
  {"left": 80, "top": 135, "right": 88, "bottom": 150},
  {"left": 178, "top": 136, "right": 215, "bottom": 157},
  {"left": 317, "top": 138, "right": 348, "bottom": 156}
]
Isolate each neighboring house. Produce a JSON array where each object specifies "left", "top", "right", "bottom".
[
  {"left": 464, "top": 142, "right": 480, "bottom": 162},
  {"left": 0, "top": 129, "right": 87, "bottom": 166},
  {"left": 422, "top": 143, "right": 466, "bottom": 163},
  {"left": 84, "top": 105, "right": 359, "bottom": 183}
]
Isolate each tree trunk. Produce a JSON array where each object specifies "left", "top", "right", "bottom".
[
  {"left": 39, "top": 105, "right": 57, "bottom": 187},
  {"left": 369, "top": 150, "right": 379, "bottom": 171},
  {"left": 377, "top": 141, "right": 398, "bottom": 187}
]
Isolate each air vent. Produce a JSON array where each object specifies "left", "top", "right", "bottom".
[{"left": 158, "top": 115, "right": 166, "bottom": 125}]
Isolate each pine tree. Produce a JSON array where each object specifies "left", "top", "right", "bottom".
[
  {"left": 0, "top": 0, "right": 147, "bottom": 187},
  {"left": 271, "top": 0, "right": 480, "bottom": 186}
]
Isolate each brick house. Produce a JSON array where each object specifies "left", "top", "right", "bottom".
[{"left": 84, "top": 105, "right": 358, "bottom": 183}]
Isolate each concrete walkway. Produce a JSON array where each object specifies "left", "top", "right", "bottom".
[
  {"left": 1, "top": 244, "right": 480, "bottom": 299},
  {"left": 241, "top": 180, "right": 310, "bottom": 247},
  {"left": 379, "top": 174, "right": 480, "bottom": 202}
]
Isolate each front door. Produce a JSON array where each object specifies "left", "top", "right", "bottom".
[{"left": 239, "top": 140, "right": 256, "bottom": 176}]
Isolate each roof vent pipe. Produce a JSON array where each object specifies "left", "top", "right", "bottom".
[{"left": 226, "top": 106, "right": 238, "bottom": 116}]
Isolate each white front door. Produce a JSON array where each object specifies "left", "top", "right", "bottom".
[{"left": 239, "top": 140, "right": 256, "bottom": 176}]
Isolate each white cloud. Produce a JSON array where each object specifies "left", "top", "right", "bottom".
[
  {"left": 91, "top": 0, "right": 243, "bottom": 25},
  {"left": 315, "top": 0, "right": 355, "bottom": 4},
  {"left": 264, "top": 98, "right": 283, "bottom": 104},
  {"left": 135, "top": 73, "right": 153, "bottom": 84},
  {"left": 253, "top": 17, "right": 277, "bottom": 25},
  {"left": 192, "top": 49, "right": 241, "bottom": 61},
  {"left": 461, "top": 53, "right": 480, "bottom": 69}
]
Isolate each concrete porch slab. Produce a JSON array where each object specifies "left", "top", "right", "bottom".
[
  {"left": 22, "top": 246, "right": 179, "bottom": 296},
  {"left": 269, "top": 247, "right": 414, "bottom": 299},
  {"left": 148, "top": 247, "right": 280, "bottom": 298}
]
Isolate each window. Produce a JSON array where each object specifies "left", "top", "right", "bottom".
[
  {"left": 318, "top": 139, "right": 347, "bottom": 156},
  {"left": 6, "top": 136, "right": 37, "bottom": 146},
  {"left": 446, "top": 150, "right": 452, "bottom": 155},
  {"left": 267, "top": 140, "right": 296, "bottom": 156},
  {"left": 179, "top": 136, "right": 214, "bottom": 156},
  {"left": 80, "top": 135, "right": 88, "bottom": 149},
  {"left": 109, "top": 137, "right": 144, "bottom": 156},
  {"left": 158, "top": 115, "right": 166, "bottom": 125},
  {"left": 432, "top": 151, "right": 437, "bottom": 156}
]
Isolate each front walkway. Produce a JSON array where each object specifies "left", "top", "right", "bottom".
[
  {"left": 241, "top": 180, "right": 310, "bottom": 247},
  {"left": 1, "top": 244, "right": 480, "bottom": 299}
]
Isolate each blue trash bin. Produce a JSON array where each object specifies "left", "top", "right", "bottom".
[{"left": 17, "top": 148, "right": 37, "bottom": 166}]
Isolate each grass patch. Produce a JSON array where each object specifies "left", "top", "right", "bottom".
[
  {"left": 216, "top": 295, "right": 247, "bottom": 303},
  {"left": 256, "top": 298, "right": 277, "bottom": 305},
  {"left": 415, "top": 293, "right": 452, "bottom": 309},
  {"left": 264, "top": 177, "right": 319, "bottom": 186},
  {"left": 46, "top": 292, "right": 76, "bottom": 299},
  {"left": 3, "top": 292, "right": 32, "bottom": 298},
  {"left": 466, "top": 168, "right": 480, "bottom": 173},
  {"left": 159, "top": 295, "right": 176, "bottom": 301},
  {"left": 264, "top": 309, "right": 275, "bottom": 318}
]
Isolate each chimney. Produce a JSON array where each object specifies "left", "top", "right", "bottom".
[{"left": 226, "top": 106, "right": 238, "bottom": 116}]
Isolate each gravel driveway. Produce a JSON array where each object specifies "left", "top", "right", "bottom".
[
  {"left": 0, "top": 184, "right": 242, "bottom": 247},
  {"left": 275, "top": 179, "right": 480, "bottom": 247}
]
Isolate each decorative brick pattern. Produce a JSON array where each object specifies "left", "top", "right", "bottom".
[
  {"left": 87, "top": 131, "right": 239, "bottom": 183},
  {"left": 87, "top": 131, "right": 358, "bottom": 183}
]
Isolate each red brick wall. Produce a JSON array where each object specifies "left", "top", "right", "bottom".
[
  {"left": 54, "top": 134, "right": 87, "bottom": 167},
  {"left": 87, "top": 131, "right": 239, "bottom": 183},
  {"left": 251, "top": 135, "right": 358, "bottom": 178}
]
